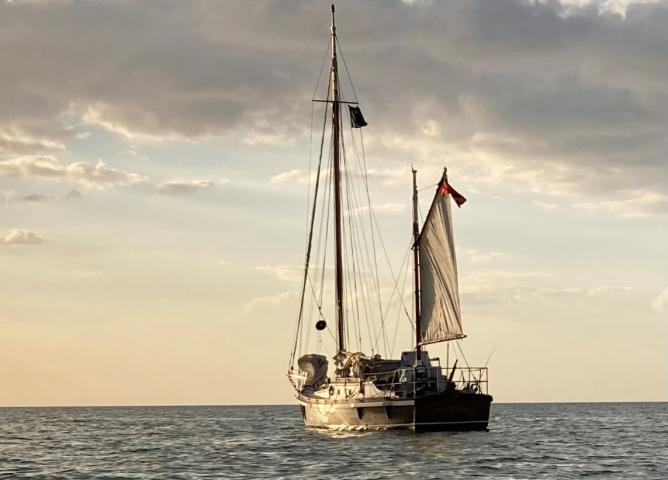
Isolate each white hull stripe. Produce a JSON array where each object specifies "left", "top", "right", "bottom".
[
  {"left": 306, "top": 420, "right": 488, "bottom": 430},
  {"left": 298, "top": 399, "right": 415, "bottom": 408}
]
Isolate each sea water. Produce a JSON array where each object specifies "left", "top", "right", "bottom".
[{"left": 1, "top": 403, "right": 666, "bottom": 479}]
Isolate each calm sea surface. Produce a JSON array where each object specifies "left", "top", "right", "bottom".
[{"left": 1, "top": 403, "right": 666, "bottom": 479}]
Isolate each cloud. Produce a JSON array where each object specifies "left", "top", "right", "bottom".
[
  {"left": 533, "top": 200, "right": 558, "bottom": 211},
  {"left": 1, "top": 188, "right": 84, "bottom": 203},
  {"left": 0, "top": 127, "right": 66, "bottom": 154},
  {"left": 572, "top": 191, "right": 668, "bottom": 218},
  {"left": 65, "top": 159, "right": 149, "bottom": 189},
  {"left": 270, "top": 169, "right": 314, "bottom": 185},
  {"left": 651, "top": 286, "right": 668, "bottom": 312},
  {"left": 351, "top": 202, "right": 406, "bottom": 216},
  {"left": 155, "top": 179, "right": 216, "bottom": 195},
  {"left": 461, "top": 249, "right": 507, "bottom": 264},
  {"left": 12, "top": 193, "right": 57, "bottom": 203},
  {"left": 255, "top": 265, "right": 303, "bottom": 283},
  {"left": 366, "top": 168, "right": 416, "bottom": 187},
  {"left": 0, "top": 229, "right": 44, "bottom": 246},
  {"left": 587, "top": 286, "right": 636, "bottom": 296},
  {"left": 0, "top": 0, "right": 665, "bottom": 216},
  {"left": 244, "top": 291, "right": 296, "bottom": 312},
  {"left": 66, "top": 188, "right": 82, "bottom": 199},
  {"left": 460, "top": 268, "right": 636, "bottom": 306},
  {"left": 0, "top": 155, "right": 149, "bottom": 189}
]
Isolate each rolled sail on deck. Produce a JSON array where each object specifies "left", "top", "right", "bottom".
[{"left": 418, "top": 184, "right": 465, "bottom": 344}]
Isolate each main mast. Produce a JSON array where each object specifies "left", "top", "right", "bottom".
[
  {"left": 331, "top": 4, "right": 346, "bottom": 354},
  {"left": 412, "top": 169, "right": 422, "bottom": 360}
]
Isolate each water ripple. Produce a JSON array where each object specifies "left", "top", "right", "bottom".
[{"left": 0, "top": 403, "right": 666, "bottom": 479}]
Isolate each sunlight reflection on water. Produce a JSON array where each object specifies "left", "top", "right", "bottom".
[{"left": 0, "top": 403, "right": 666, "bottom": 479}]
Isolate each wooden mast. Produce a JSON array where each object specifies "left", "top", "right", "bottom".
[
  {"left": 412, "top": 169, "right": 422, "bottom": 360},
  {"left": 331, "top": 4, "right": 346, "bottom": 354}
]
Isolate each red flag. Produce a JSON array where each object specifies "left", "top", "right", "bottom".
[{"left": 439, "top": 181, "right": 467, "bottom": 207}]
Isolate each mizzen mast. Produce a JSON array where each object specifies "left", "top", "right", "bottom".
[{"left": 330, "top": 4, "right": 346, "bottom": 354}]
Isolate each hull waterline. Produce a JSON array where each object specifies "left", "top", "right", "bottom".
[{"left": 298, "top": 392, "right": 492, "bottom": 431}]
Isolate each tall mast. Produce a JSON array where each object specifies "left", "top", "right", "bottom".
[
  {"left": 412, "top": 169, "right": 422, "bottom": 360},
  {"left": 331, "top": 4, "right": 346, "bottom": 354}
]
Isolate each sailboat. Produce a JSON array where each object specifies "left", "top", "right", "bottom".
[{"left": 287, "top": 5, "right": 492, "bottom": 431}]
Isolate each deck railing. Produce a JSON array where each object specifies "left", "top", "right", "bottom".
[
  {"left": 365, "top": 366, "right": 489, "bottom": 396},
  {"left": 447, "top": 366, "right": 489, "bottom": 394},
  {"left": 290, "top": 366, "right": 489, "bottom": 396}
]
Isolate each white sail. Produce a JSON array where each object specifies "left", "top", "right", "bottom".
[{"left": 418, "top": 185, "right": 465, "bottom": 344}]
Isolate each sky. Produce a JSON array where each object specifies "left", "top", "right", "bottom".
[{"left": 0, "top": 0, "right": 666, "bottom": 406}]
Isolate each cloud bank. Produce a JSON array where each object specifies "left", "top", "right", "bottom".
[
  {"left": 0, "top": 0, "right": 665, "bottom": 215},
  {"left": 0, "top": 156, "right": 149, "bottom": 189}
]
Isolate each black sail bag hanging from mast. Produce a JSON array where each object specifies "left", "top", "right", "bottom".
[{"left": 348, "top": 105, "right": 367, "bottom": 128}]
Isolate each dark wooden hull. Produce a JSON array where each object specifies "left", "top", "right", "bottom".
[
  {"left": 299, "top": 392, "right": 492, "bottom": 431},
  {"left": 414, "top": 392, "right": 492, "bottom": 431}
]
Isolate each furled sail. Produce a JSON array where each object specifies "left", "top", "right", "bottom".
[{"left": 418, "top": 180, "right": 465, "bottom": 344}]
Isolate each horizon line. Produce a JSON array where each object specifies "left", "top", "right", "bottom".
[{"left": 1, "top": 400, "right": 666, "bottom": 409}]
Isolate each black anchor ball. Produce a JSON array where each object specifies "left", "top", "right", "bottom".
[{"left": 315, "top": 320, "right": 327, "bottom": 331}]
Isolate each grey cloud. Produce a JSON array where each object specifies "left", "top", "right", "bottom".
[
  {"left": 0, "top": 155, "right": 149, "bottom": 188},
  {"left": 155, "top": 179, "right": 216, "bottom": 195},
  {"left": 13, "top": 193, "right": 58, "bottom": 203},
  {"left": 2, "top": 189, "right": 84, "bottom": 203},
  {"left": 0, "top": 0, "right": 666, "bottom": 211},
  {"left": 461, "top": 267, "right": 638, "bottom": 307},
  {"left": 0, "top": 228, "right": 44, "bottom": 246},
  {"left": 66, "top": 188, "right": 83, "bottom": 199}
]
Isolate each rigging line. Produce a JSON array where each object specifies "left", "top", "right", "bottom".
[
  {"left": 303, "top": 105, "right": 334, "bottom": 356},
  {"left": 455, "top": 340, "right": 471, "bottom": 369},
  {"left": 304, "top": 273, "right": 318, "bottom": 355},
  {"left": 340, "top": 121, "right": 366, "bottom": 353},
  {"left": 391, "top": 244, "right": 413, "bottom": 354},
  {"left": 303, "top": 191, "right": 330, "bottom": 354},
  {"left": 305, "top": 145, "right": 332, "bottom": 321},
  {"left": 341, "top": 131, "right": 378, "bottom": 356},
  {"left": 303, "top": 39, "right": 333, "bottom": 308},
  {"left": 312, "top": 41, "right": 332, "bottom": 101},
  {"left": 376, "top": 239, "right": 413, "bottom": 351},
  {"left": 380, "top": 239, "right": 412, "bottom": 323},
  {"left": 369, "top": 201, "right": 413, "bottom": 326},
  {"left": 305, "top": 138, "right": 333, "bottom": 353},
  {"left": 290, "top": 78, "right": 331, "bottom": 368},
  {"left": 337, "top": 78, "right": 373, "bottom": 354},
  {"left": 484, "top": 348, "right": 496, "bottom": 368},
  {"left": 335, "top": 37, "right": 360, "bottom": 103},
  {"left": 310, "top": 135, "right": 333, "bottom": 309},
  {"left": 305, "top": 102, "right": 314, "bottom": 246},
  {"left": 341, "top": 153, "right": 363, "bottom": 352},
  {"left": 342, "top": 136, "right": 384, "bottom": 356},
  {"left": 316, "top": 139, "right": 333, "bottom": 324},
  {"left": 337, "top": 52, "right": 391, "bottom": 356},
  {"left": 303, "top": 39, "right": 331, "bottom": 250},
  {"left": 389, "top": 251, "right": 411, "bottom": 355},
  {"left": 355, "top": 129, "right": 403, "bottom": 353},
  {"left": 344, "top": 126, "right": 389, "bottom": 356},
  {"left": 418, "top": 182, "right": 439, "bottom": 192},
  {"left": 356, "top": 127, "right": 390, "bottom": 355},
  {"left": 325, "top": 321, "right": 337, "bottom": 344},
  {"left": 344, "top": 144, "right": 368, "bottom": 354},
  {"left": 339, "top": 159, "right": 353, "bottom": 349}
]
